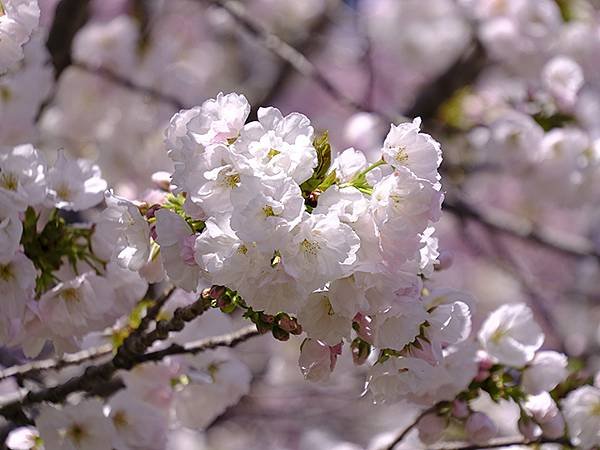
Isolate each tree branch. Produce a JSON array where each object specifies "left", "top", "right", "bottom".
[
  {"left": 0, "top": 344, "right": 112, "bottom": 383},
  {"left": 203, "top": 0, "right": 396, "bottom": 122},
  {"left": 136, "top": 324, "right": 260, "bottom": 363},
  {"left": 0, "top": 293, "right": 217, "bottom": 424},
  {"left": 444, "top": 197, "right": 600, "bottom": 261},
  {"left": 380, "top": 407, "right": 436, "bottom": 450},
  {"left": 403, "top": 39, "right": 487, "bottom": 120},
  {"left": 45, "top": 0, "right": 91, "bottom": 79},
  {"left": 72, "top": 61, "right": 185, "bottom": 110},
  {"left": 247, "top": 8, "right": 334, "bottom": 121}
]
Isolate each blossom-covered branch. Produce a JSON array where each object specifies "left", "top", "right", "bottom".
[{"left": 0, "top": 320, "right": 259, "bottom": 425}]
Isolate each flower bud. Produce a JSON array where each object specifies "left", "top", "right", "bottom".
[
  {"left": 278, "top": 315, "right": 302, "bottom": 335},
  {"left": 465, "top": 412, "right": 497, "bottom": 445},
  {"left": 417, "top": 413, "right": 446, "bottom": 445},
  {"left": 522, "top": 351, "right": 568, "bottom": 395},
  {"left": 452, "top": 400, "right": 469, "bottom": 419},
  {"left": 261, "top": 313, "right": 275, "bottom": 325},
  {"left": 209, "top": 285, "right": 226, "bottom": 300},
  {"left": 272, "top": 326, "right": 290, "bottom": 341},
  {"left": 149, "top": 224, "right": 158, "bottom": 242},
  {"left": 476, "top": 351, "right": 494, "bottom": 371},
  {"left": 518, "top": 416, "right": 541, "bottom": 441},
  {"left": 540, "top": 412, "right": 565, "bottom": 439}
]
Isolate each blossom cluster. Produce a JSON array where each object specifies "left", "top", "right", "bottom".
[
  {"left": 3, "top": 0, "right": 600, "bottom": 447},
  {"left": 154, "top": 93, "right": 465, "bottom": 389},
  {"left": 3, "top": 83, "right": 600, "bottom": 449},
  {"left": 0, "top": 0, "right": 39, "bottom": 74},
  {"left": 0, "top": 144, "right": 149, "bottom": 356}
]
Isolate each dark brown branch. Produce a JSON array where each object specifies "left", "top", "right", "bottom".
[
  {"left": 444, "top": 197, "right": 600, "bottom": 261},
  {"left": 46, "top": 0, "right": 91, "bottom": 79},
  {"left": 403, "top": 39, "right": 487, "bottom": 120},
  {"left": 0, "top": 322, "right": 258, "bottom": 425},
  {"left": 0, "top": 291, "right": 214, "bottom": 425},
  {"left": 35, "top": 0, "right": 91, "bottom": 121},
  {"left": 380, "top": 407, "right": 436, "bottom": 450}
]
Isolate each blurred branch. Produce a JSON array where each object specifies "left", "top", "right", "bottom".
[
  {"left": 72, "top": 61, "right": 186, "bottom": 110},
  {"left": 403, "top": 39, "right": 487, "bottom": 120},
  {"left": 35, "top": 0, "right": 91, "bottom": 121},
  {"left": 444, "top": 197, "right": 600, "bottom": 261},
  {"left": 248, "top": 8, "right": 334, "bottom": 121},
  {"left": 46, "top": 0, "right": 91, "bottom": 78},
  {"left": 356, "top": 9, "right": 376, "bottom": 109},
  {"left": 473, "top": 225, "right": 567, "bottom": 353},
  {"left": 203, "top": 0, "right": 396, "bottom": 122}
]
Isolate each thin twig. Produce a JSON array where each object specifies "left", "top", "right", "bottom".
[
  {"left": 444, "top": 197, "right": 600, "bottom": 261},
  {"left": 203, "top": 0, "right": 397, "bottom": 123},
  {"left": 72, "top": 61, "right": 185, "bottom": 110},
  {"left": 483, "top": 233, "right": 567, "bottom": 354},
  {"left": 137, "top": 324, "right": 260, "bottom": 363},
  {"left": 403, "top": 39, "right": 487, "bottom": 120},
  {"left": 248, "top": 8, "right": 334, "bottom": 121},
  {"left": 0, "top": 295, "right": 256, "bottom": 424},
  {"left": 0, "top": 287, "right": 174, "bottom": 383},
  {"left": 0, "top": 344, "right": 112, "bottom": 382},
  {"left": 380, "top": 407, "right": 436, "bottom": 450}
]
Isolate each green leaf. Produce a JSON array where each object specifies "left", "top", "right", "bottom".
[{"left": 300, "top": 131, "right": 333, "bottom": 196}]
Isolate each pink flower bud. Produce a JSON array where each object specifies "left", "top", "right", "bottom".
[
  {"left": 149, "top": 224, "right": 158, "bottom": 242},
  {"left": 518, "top": 417, "right": 541, "bottom": 441},
  {"left": 405, "top": 337, "right": 439, "bottom": 366},
  {"left": 476, "top": 350, "right": 494, "bottom": 371},
  {"left": 540, "top": 412, "right": 565, "bottom": 439},
  {"left": 208, "top": 285, "right": 226, "bottom": 299},
  {"left": 452, "top": 400, "right": 470, "bottom": 419},
  {"left": 465, "top": 412, "right": 497, "bottom": 445},
  {"left": 474, "top": 369, "right": 490, "bottom": 382},
  {"left": 417, "top": 413, "right": 446, "bottom": 445}
]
